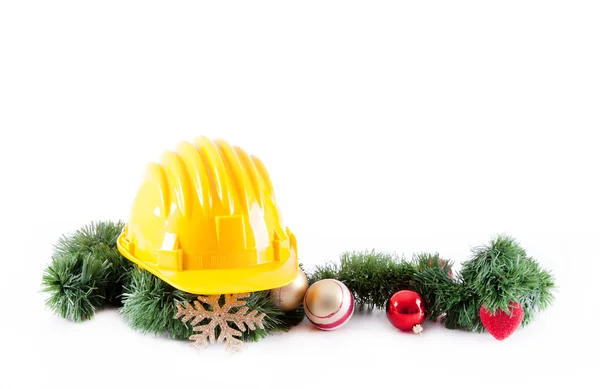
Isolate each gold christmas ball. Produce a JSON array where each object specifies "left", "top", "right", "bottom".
[
  {"left": 270, "top": 269, "right": 308, "bottom": 312},
  {"left": 304, "top": 279, "right": 354, "bottom": 330}
]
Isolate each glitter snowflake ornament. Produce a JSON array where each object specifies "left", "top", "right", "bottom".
[{"left": 174, "top": 293, "right": 266, "bottom": 351}]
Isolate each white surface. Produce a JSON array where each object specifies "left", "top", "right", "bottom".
[{"left": 1, "top": 1, "right": 598, "bottom": 388}]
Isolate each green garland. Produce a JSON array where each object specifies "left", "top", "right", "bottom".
[
  {"left": 41, "top": 221, "right": 132, "bottom": 321},
  {"left": 42, "top": 221, "right": 304, "bottom": 341},
  {"left": 120, "top": 266, "right": 195, "bottom": 340},
  {"left": 309, "top": 235, "right": 555, "bottom": 332},
  {"left": 42, "top": 221, "right": 555, "bottom": 341},
  {"left": 119, "top": 266, "right": 304, "bottom": 341}
]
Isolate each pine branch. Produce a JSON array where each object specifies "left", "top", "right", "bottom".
[
  {"left": 41, "top": 253, "right": 109, "bottom": 321},
  {"left": 41, "top": 220, "right": 131, "bottom": 321},
  {"left": 309, "top": 250, "right": 417, "bottom": 310},
  {"left": 123, "top": 267, "right": 304, "bottom": 342},
  {"left": 409, "top": 253, "right": 462, "bottom": 321},
  {"left": 42, "top": 220, "right": 555, "bottom": 339},
  {"left": 455, "top": 234, "right": 556, "bottom": 329},
  {"left": 120, "top": 266, "right": 195, "bottom": 339},
  {"left": 52, "top": 220, "right": 131, "bottom": 304},
  {"left": 309, "top": 236, "right": 556, "bottom": 332}
]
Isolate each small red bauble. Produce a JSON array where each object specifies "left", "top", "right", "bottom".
[
  {"left": 479, "top": 302, "right": 524, "bottom": 341},
  {"left": 386, "top": 290, "right": 426, "bottom": 333}
]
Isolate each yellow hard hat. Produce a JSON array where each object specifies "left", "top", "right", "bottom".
[{"left": 117, "top": 136, "right": 298, "bottom": 295}]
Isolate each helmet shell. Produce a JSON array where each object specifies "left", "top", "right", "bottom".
[{"left": 117, "top": 136, "right": 298, "bottom": 294}]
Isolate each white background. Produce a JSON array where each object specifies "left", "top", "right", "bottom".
[{"left": 1, "top": 1, "right": 599, "bottom": 388}]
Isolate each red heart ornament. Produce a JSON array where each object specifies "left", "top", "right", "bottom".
[{"left": 479, "top": 302, "right": 524, "bottom": 340}]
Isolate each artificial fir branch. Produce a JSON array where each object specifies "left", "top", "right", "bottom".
[
  {"left": 120, "top": 266, "right": 195, "bottom": 339},
  {"left": 309, "top": 250, "right": 454, "bottom": 313},
  {"left": 410, "top": 253, "right": 461, "bottom": 321},
  {"left": 42, "top": 220, "right": 304, "bottom": 340},
  {"left": 41, "top": 252, "right": 110, "bottom": 322},
  {"left": 309, "top": 250, "right": 418, "bottom": 310},
  {"left": 310, "top": 235, "right": 555, "bottom": 332},
  {"left": 51, "top": 220, "right": 131, "bottom": 304},
  {"left": 121, "top": 266, "right": 305, "bottom": 341},
  {"left": 41, "top": 220, "right": 131, "bottom": 321},
  {"left": 42, "top": 220, "right": 555, "bottom": 339},
  {"left": 455, "top": 234, "right": 555, "bottom": 329}
]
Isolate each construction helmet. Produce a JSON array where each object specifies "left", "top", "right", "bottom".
[{"left": 117, "top": 136, "right": 298, "bottom": 295}]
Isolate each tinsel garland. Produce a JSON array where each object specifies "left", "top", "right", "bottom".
[{"left": 42, "top": 221, "right": 555, "bottom": 341}]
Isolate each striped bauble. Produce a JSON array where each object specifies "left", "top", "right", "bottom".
[{"left": 304, "top": 279, "right": 354, "bottom": 330}]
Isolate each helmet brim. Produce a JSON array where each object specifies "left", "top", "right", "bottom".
[{"left": 117, "top": 233, "right": 299, "bottom": 295}]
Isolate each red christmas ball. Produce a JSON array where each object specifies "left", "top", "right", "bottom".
[{"left": 386, "top": 290, "right": 426, "bottom": 333}]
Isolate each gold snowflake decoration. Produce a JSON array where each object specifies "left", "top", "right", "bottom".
[{"left": 174, "top": 293, "right": 266, "bottom": 351}]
